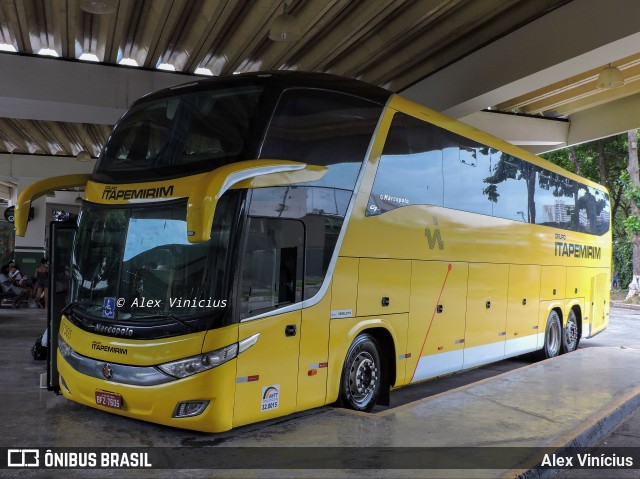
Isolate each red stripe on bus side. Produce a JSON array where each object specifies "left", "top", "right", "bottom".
[{"left": 411, "top": 263, "right": 452, "bottom": 382}]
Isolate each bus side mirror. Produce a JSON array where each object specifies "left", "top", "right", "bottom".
[
  {"left": 186, "top": 160, "right": 326, "bottom": 243},
  {"left": 14, "top": 174, "right": 91, "bottom": 236}
]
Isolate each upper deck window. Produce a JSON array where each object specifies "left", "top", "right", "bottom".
[
  {"left": 94, "top": 85, "right": 264, "bottom": 182},
  {"left": 261, "top": 89, "right": 383, "bottom": 190}
]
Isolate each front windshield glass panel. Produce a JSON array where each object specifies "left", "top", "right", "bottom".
[
  {"left": 70, "top": 194, "right": 238, "bottom": 321},
  {"left": 94, "top": 86, "right": 264, "bottom": 182}
]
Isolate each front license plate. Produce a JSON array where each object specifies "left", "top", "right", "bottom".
[{"left": 95, "top": 390, "right": 122, "bottom": 409}]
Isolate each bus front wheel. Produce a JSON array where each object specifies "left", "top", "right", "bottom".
[
  {"left": 338, "top": 333, "right": 382, "bottom": 412},
  {"left": 561, "top": 309, "right": 580, "bottom": 353},
  {"left": 539, "top": 310, "right": 562, "bottom": 359}
]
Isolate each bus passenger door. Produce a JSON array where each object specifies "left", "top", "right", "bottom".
[
  {"left": 232, "top": 217, "right": 304, "bottom": 428},
  {"left": 47, "top": 220, "right": 76, "bottom": 393},
  {"left": 233, "top": 311, "right": 302, "bottom": 427}
]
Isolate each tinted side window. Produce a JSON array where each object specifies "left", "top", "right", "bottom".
[
  {"left": 592, "top": 187, "right": 610, "bottom": 235},
  {"left": 239, "top": 217, "right": 304, "bottom": 319},
  {"left": 484, "top": 154, "right": 530, "bottom": 222},
  {"left": 535, "top": 168, "right": 576, "bottom": 230},
  {"left": 362, "top": 111, "right": 610, "bottom": 236},
  {"left": 577, "top": 186, "right": 610, "bottom": 235},
  {"left": 577, "top": 185, "right": 595, "bottom": 233},
  {"left": 367, "top": 113, "right": 443, "bottom": 216},
  {"left": 246, "top": 186, "right": 349, "bottom": 304},
  {"left": 443, "top": 130, "right": 492, "bottom": 216},
  {"left": 261, "top": 89, "right": 383, "bottom": 190}
]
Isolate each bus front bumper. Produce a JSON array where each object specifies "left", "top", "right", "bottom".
[{"left": 57, "top": 351, "right": 236, "bottom": 433}]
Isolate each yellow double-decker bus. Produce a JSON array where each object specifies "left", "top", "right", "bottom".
[{"left": 16, "top": 72, "right": 610, "bottom": 433}]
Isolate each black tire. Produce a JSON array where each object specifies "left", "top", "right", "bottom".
[
  {"left": 561, "top": 309, "right": 580, "bottom": 353},
  {"left": 338, "top": 333, "right": 382, "bottom": 412},
  {"left": 539, "top": 310, "right": 562, "bottom": 359}
]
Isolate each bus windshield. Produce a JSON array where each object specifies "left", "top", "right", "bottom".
[
  {"left": 94, "top": 85, "right": 264, "bottom": 182},
  {"left": 69, "top": 193, "right": 238, "bottom": 322}
]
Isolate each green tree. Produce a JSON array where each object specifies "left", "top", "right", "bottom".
[{"left": 625, "top": 130, "right": 640, "bottom": 278}]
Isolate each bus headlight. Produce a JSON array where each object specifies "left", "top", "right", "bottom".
[
  {"left": 158, "top": 334, "right": 259, "bottom": 379},
  {"left": 158, "top": 343, "right": 239, "bottom": 379},
  {"left": 58, "top": 336, "right": 73, "bottom": 359}
]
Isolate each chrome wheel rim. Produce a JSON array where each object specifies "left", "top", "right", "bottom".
[
  {"left": 565, "top": 316, "right": 578, "bottom": 350},
  {"left": 348, "top": 351, "right": 378, "bottom": 407},
  {"left": 548, "top": 318, "right": 561, "bottom": 356}
]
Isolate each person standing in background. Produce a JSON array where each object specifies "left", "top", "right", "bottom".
[{"left": 34, "top": 258, "right": 49, "bottom": 309}]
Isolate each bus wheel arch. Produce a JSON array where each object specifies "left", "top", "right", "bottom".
[
  {"left": 561, "top": 306, "right": 581, "bottom": 354},
  {"left": 539, "top": 309, "right": 562, "bottom": 359}
]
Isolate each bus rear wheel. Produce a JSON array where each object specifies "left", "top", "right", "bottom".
[
  {"left": 539, "top": 310, "right": 562, "bottom": 359},
  {"left": 561, "top": 309, "right": 580, "bottom": 353},
  {"left": 338, "top": 333, "right": 382, "bottom": 412}
]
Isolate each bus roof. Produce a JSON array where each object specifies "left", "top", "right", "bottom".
[{"left": 137, "top": 71, "right": 393, "bottom": 107}]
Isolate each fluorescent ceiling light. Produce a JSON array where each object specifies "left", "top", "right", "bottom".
[
  {"left": 79, "top": 52, "right": 99, "bottom": 62},
  {"left": 37, "top": 48, "right": 59, "bottom": 57},
  {"left": 119, "top": 57, "right": 138, "bottom": 67},
  {"left": 157, "top": 62, "right": 176, "bottom": 72},
  {"left": 0, "top": 43, "right": 17, "bottom": 52},
  {"left": 194, "top": 67, "right": 213, "bottom": 76}
]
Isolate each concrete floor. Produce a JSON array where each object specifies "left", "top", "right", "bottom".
[{"left": 2, "top": 306, "right": 640, "bottom": 479}]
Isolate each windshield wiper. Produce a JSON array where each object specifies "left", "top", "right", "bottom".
[
  {"left": 60, "top": 302, "right": 99, "bottom": 330},
  {"left": 133, "top": 313, "right": 196, "bottom": 333},
  {"left": 61, "top": 302, "right": 78, "bottom": 316}
]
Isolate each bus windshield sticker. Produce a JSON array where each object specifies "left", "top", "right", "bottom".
[{"left": 261, "top": 385, "right": 280, "bottom": 412}]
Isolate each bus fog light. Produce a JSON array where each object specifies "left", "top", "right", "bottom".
[
  {"left": 60, "top": 375, "right": 71, "bottom": 394},
  {"left": 173, "top": 400, "right": 209, "bottom": 418}
]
